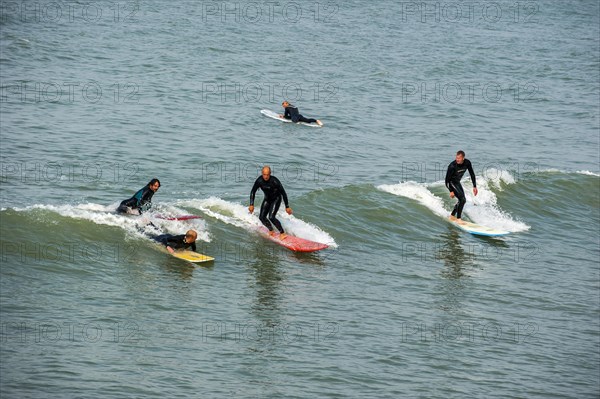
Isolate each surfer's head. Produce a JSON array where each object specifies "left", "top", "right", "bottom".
[
  {"left": 455, "top": 150, "right": 465, "bottom": 165},
  {"left": 261, "top": 165, "right": 271, "bottom": 181},
  {"left": 148, "top": 178, "right": 161, "bottom": 192},
  {"left": 184, "top": 230, "right": 197, "bottom": 243},
  {"left": 282, "top": 101, "right": 289, "bottom": 108}
]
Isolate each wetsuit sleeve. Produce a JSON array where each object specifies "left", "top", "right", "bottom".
[
  {"left": 445, "top": 163, "right": 455, "bottom": 191},
  {"left": 467, "top": 160, "right": 477, "bottom": 187},
  {"left": 191, "top": 242, "right": 197, "bottom": 252},
  {"left": 283, "top": 107, "right": 290, "bottom": 119},
  {"left": 249, "top": 178, "right": 260, "bottom": 206},
  {"left": 275, "top": 177, "right": 289, "bottom": 208}
]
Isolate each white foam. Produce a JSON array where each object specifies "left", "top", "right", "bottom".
[
  {"left": 462, "top": 183, "right": 529, "bottom": 233},
  {"left": 8, "top": 203, "right": 211, "bottom": 242},
  {"left": 576, "top": 170, "right": 600, "bottom": 177},
  {"left": 529, "top": 169, "right": 600, "bottom": 177},
  {"left": 428, "top": 169, "right": 516, "bottom": 190},
  {"left": 378, "top": 178, "right": 530, "bottom": 233},
  {"left": 180, "top": 196, "right": 337, "bottom": 247},
  {"left": 148, "top": 203, "right": 211, "bottom": 242},
  {"left": 479, "top": 168, "right": 516, "bottom": 189},
  {"left": 378, "top": 182, "right": 448, "bottom": 217}
]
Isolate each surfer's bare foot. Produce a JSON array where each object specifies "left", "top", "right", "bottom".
[
  {"left": 279, "top": 233, "right": 287, "bottom": 240},
  {"left": 449, "top": 215, "right": 457, "bottom": 221},
  {"left": 269, "top": 231, "right": 276, "bottom": 237},
  {"left": 456, "top": 219, "right": 467, "bottom": 225},
  {"left": 316, "top": 120, "right": 323, "bottom": 126}
]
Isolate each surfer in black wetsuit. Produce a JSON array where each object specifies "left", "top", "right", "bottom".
[
  {"left": 445, "top": 150, "right": 478, "bottom": 224},
  {"left": 116, "top": 178, "right": 160, "bottom": 214},
  {"left": 280, "top": 101, "right": 323, "bottom": 126},
  {"left": 155, "top": 230, "right": 197, "bottom": 254},
  {"left": 249, "top": 165, "right": 293, "bottom": 238}
]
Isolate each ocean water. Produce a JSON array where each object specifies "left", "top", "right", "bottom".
[{"left": 1, "top": 1, "right": 599, "bottom": 398}]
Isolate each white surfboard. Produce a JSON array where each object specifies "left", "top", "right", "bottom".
[
  {"left": 449, "top": 218, "right": 509, "bottom": 237},
  {"left": 260, "top": 109, "right": 322, "bottom": 128}
]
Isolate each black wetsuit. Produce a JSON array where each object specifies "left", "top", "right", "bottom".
[
  {"left": 283, "top": 105, "right": 318, "bottom": 124},
  {"left": 154, "top": 234, "right": 197, "bottom": 252},
  {"left": 250, "top": 175, "right": 289, "bottom": 233},
  {"left": 117, "top": 185, "right": 155, "bottom": 214},
  {"left": 445, "top": 159, "right": 476, "bottom": 219}
]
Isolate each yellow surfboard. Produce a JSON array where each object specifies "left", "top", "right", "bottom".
[{"left": 170, "top": 250, "right": 214, "bottom": 263}]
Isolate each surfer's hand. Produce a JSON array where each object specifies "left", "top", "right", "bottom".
[
  {"left": 249, "top": 205, "right": 254, "bottom": 214},
  {"left": 473, "top": 187, "right": 478, "bottom": 196},
  {"left": 278, "top": 114, "right": 284, "bottom": 118},
  {"left": 286, "top": 207, "right": 292, "bottom": 215},
  {"left": 449, "top": 192, "right": 455, "bottom": 198},
  {"left": 167, "top": 246, "right": 175, "bottom": 254}
]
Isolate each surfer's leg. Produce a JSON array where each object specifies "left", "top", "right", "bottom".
[
  {"left": 449, "top": 183, "right": 459, "bottom": 217},
  {"left": 297, "top": 115, "right": 317, "bottom": 124},
  {"left": 268, "top": 196, "right": 285, "bottom": 234},
  {"left": 449, "top": 182, "right": 465, "bottom": 218},
  {"left": 453, "top": 183, "right": 467, "bottom": 219},
  {"left": 259, "top": 200, "right": 274, "bottom": 231},
  {"left": 116, "top": 200, "right": 130, "bottom": 214}
]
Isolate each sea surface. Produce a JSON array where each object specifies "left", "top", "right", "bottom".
[{"left": 1, "top": 1, "right": 599, "bottom": 398}]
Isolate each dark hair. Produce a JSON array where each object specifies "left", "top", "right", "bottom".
[
  {"left": 456, "top": 150, "right": 465, "bottom": 157},
  {"left": 149, "top": 178, "right": 161, "bottom": 187}
]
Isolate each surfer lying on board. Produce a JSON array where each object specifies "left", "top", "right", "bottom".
[
  {"left": 445, "top": 150, "right": 478, "bottom": 224},
  {"left": 249, "top": 165, "right": 293, "bottom": 239},
  {"left": 154, "top": 230, "right": 197, "bottom": 254},
  {"left": 279, "top": 101, "right": 323, "bottom": 126},
  {"left": 116, "top": 178, "right": 160, "bottom": 215}
]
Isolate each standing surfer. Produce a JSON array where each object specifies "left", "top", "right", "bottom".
[
  {"left": 249, "top": 166, "right": 292, "bottom": 239},
  {"left": 445, "top": 151, "right": 478, "bottom": 224}
]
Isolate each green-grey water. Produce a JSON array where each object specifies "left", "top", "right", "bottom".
[{"left": 1, "top": 1, "right": 599, "bottom": 398}]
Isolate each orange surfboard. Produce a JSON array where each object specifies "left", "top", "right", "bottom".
[{"left": 258, "top": 227, "right": 328, "bottom": 252}]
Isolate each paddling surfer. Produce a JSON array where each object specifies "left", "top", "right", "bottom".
[
  {"left": 279, "top": 101, "right": 323, "bottom": 126},
  {"left": 155, "top": 230, "right": 198, "bottom": 254},
  {"left": 445, "top": 150, "right": 478, "bottom": 224},
  {"left": 249, "top": 166, "right": 292, "bottom": 239}
]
